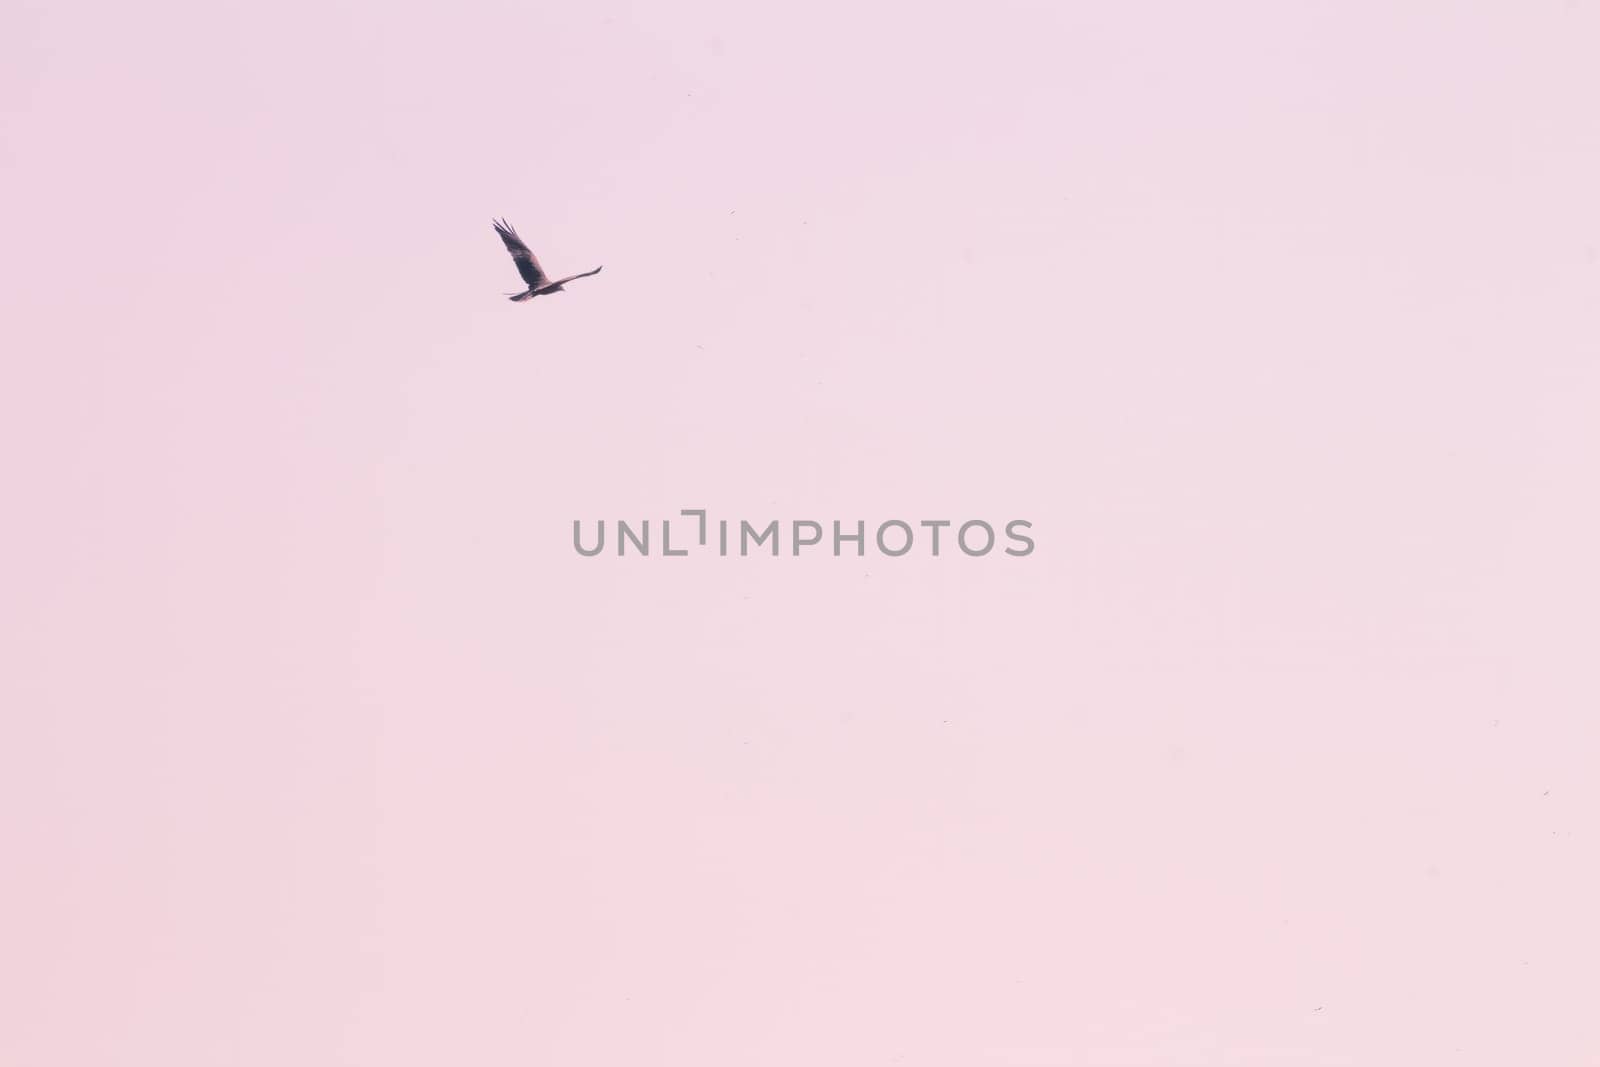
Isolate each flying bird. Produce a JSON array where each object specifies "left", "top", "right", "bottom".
[{"left": 492, "top": 218, "right": 602, "bottom": 302}]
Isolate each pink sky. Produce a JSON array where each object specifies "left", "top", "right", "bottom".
[{"left": 3, "top": 2, "right": 1599, "bottom": 1064}]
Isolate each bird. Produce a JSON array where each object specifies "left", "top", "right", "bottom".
[{"left": 492, "top": 218, "right": 602, "bottom": 302}]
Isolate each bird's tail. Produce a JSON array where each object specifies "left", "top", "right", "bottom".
[{"left": 507, "top": 290, "right": 535, "bottom": 302}]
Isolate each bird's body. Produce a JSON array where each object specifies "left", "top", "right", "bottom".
[{"left": 493, "top": 218, "right": 602, "bottom": 302}]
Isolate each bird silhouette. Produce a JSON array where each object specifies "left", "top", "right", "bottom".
[{"left": 492, "top": 218, "right": 602, "bottom": 302}]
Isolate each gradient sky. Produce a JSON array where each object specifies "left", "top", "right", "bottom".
[{"left": 3, "top": 2, "right": 1599, "bottom": 1064}]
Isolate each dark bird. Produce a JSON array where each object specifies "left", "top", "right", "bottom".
[{"left": 492, "top": 218, "right": 602, "bottom": 302}]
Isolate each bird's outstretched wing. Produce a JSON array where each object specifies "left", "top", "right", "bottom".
[
  {"left": 548, "top": 266, "right": 604, "bottom": 286},
  {"left": 493, "top": 218, "right": 547, "bottom": 288}
]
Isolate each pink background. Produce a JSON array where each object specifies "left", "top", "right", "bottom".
[{"left": 3, "top": 2, "right": 1598, "bottom": 1063}]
